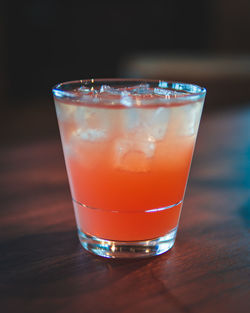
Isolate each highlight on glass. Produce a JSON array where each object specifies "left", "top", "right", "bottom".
[{"left": 52, "top": 79, "right": 206, "bottom": 258}]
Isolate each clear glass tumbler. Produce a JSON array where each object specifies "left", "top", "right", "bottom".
[{"left": 53, "top": 79, "right": 206, "bottom": 258}]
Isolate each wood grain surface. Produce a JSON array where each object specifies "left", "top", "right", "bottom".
[{"left": 0, "top": 106, "right": 249, "bottom": 313}]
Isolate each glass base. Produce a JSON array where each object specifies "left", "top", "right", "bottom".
[{"left": 78, "top": 228, "right": 177, "bottom": 258}]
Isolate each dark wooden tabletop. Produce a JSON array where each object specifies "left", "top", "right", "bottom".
[{"left": 0, "top": 104, "right": 250, "bottom": 313}]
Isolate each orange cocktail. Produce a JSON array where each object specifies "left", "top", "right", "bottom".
[{"left": 53, "top": 79, "right": 206, "bottom": 258}]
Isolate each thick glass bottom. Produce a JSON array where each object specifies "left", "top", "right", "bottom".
[{"left": 78, "top": 227, "right": 177, "bottom": 258}]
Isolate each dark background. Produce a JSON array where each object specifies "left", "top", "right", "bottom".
[
  {"left": 2, "top": 0, "right": 209, "bottom": 100},
  {"left": 1, "top": 0, "right": 250, "bottom": 101},
  {"left": 0, "top": 0, "right": 250, "bottom": 144}
]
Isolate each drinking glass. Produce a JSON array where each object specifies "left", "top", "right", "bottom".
[{"left": 53, "top": 79, "right": 206, "bottom": 258}]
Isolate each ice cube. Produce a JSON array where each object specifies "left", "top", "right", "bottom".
[
  {"left": 78, "top": 86, "right": 92, "bottom": 93},
  {"left": 72, "top": 126, "right": 107, "bottom": 142},
  {"left": 114, "top": 138, "right": 155, "bottom": 172},
  {"left": 55, "top": 101, "right": 76, "bottom": 122},
  {"left": 122, "top": 107, "right": 169, "bottom": 142},
  {"left": 123, "top": 109, "right": 140, "bottom": 130},
  {"left": 176, "top": 102, "right": 202, "bottom": 136},
  {"left": 99, "top": 84, "right": 151, "bottom": 96},
  {"left": 120, "top": 94, "right": 133, "bottom": 106},
  {"left": 75, "top": 106, "right": 93, "bottom": 127},
  {"left": 64, "top": 129, "right": 102, "bottom": 168},
  {"left": 78, "top": 128, "right": 106, "bottom": 141},
  {"left": 99, "top": 85, "right": 133, "bottom": 106},
  {"left": 130, "top": 84, "right": 150, "bottom": 95},
  {"left": 100, "top": 85, "right": 115, "bottom": 93},
  {"left": 143, "top": 107, "right": 169, "bottom": 141},
  {"left": 153, "top": 88, "right": 186, "bottom": 97},
  {"left": 74, "top": 106, "right": 113, "bottom": 141},
  {"left": 99, "top": 85, "right": 124, "bottom": 95},
  {"left": 154, "top": 88, "right": 171, "bottom": 96}
]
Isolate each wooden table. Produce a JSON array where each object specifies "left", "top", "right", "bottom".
[{"left": 0, "top": 105, "right": 249, "bottom": 313}]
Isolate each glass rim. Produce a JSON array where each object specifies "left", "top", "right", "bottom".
[{"left": 52, "top": 78, "right": 206, "bottom": 108}]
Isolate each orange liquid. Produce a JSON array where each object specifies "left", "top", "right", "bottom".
[{"left": 57, "top": 102, "right": 200, "bottom": 241}]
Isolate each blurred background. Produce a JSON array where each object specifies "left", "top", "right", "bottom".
[{"left": 1, "top": 0, "right": 250, "bottom": 144}]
